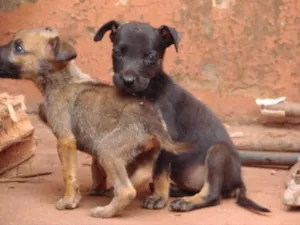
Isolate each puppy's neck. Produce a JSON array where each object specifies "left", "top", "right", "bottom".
[
  {"left": 140, "top": 70, "right": 173, "bottom": 101},
  {"left": 35, "top": 61, "right": 94, "bottom": 95}
]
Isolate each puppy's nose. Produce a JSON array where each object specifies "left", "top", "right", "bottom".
[{"left": 122, "top": 75, "right": 135, "bottom": 85}]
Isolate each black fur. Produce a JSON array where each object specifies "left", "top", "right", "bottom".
[
  {"left": 94, "top": 21, "right": 270, "bottom": 213},
  {"left": 0, "top": 42, "right": 21, "bottom": 79},
  {"left": 94, "top": 20, "right": 122, "bottom": 42}
]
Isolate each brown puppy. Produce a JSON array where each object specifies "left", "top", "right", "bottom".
[{"left": 0, "top": 28, "right": 190, "bottom": 218}]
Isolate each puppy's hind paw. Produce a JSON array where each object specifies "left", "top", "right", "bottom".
[
  {"left": 142, "top": 195, "right": 167, "bottom": 209},
  {"left": 169, "top": 198, "right": 194, "bottom": 212}
]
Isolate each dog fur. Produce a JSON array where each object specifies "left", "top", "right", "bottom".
[
  {"left": 0, "top": 27, "right": 191, "bottom": 218},
  {"left": 93, "top": 20, "right": 270, "bottom": 213}
]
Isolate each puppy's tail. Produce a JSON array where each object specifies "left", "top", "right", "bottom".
[
  {"left": 158, "top": 136, "right": 192, "bottom": 154},
  {"left": 236, "top": 184, "right": 271, "bottom": 213}
]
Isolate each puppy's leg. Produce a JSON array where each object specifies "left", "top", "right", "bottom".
[
  {"left": 90, "top": 154, "right": 136, "bottom": 218},
  {"left": 149, "top": 183, "right": 198, "bottom": 197},
  {"left": 130, "top": 135, "right": 161, "bottom": 189},
  {"left": 168, "top": 185, "right": 197, "bottom": 197},
  {"left": 169, "top": 145, "right": 226, "bottom": 212},
  {"left": 93, "top": 157, "right": 156, "bottom": 200},
  {"left": 91, "top": 135, "right": 161, "bottom": 200},
  {"left": 143, "top": 149, "right": 171, "bottom": 209},
  {"left": 88, "top": 158, "right": 107, "bottom": 196},
  {"left": 130, "top": 161, "right": 153, "bottom": 189},
  {"left": 38, "top": 102, "right": 47, "bottom": 123},
  {"left": 100, "top": 162, "right": 154, "bottom": 199},
  {"left": 56, "top": 135, "right": 81, "bottom": 210}
]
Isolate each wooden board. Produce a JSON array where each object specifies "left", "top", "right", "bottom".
[
  {"left": 0, "top": 92, "right": 36, "bottom": 176},
  {"left": 0, "top": 93, "right": 34, "bottom": 151},
  {"left": 0, "top": 135, "right": 35, "bottom": 175}
]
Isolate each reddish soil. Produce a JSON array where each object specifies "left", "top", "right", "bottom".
[{"left": 0, "top": 115, "right": 299, "bottom": 225}]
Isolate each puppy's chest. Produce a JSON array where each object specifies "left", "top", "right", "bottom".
[
  {"left": 156, "top": 100, "right": 179, "bottom": 140},
  {"left": 156, "top": 105, "right": 168, "bottom": 132}
]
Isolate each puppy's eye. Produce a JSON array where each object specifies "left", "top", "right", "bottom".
[
  {"left": 145, "top": 52, "right": 157, "bottom": 65},
  {"left": 113, "top": 49, "right": 122, "bottom": 60},
  {"left": 14, "top": 40, "right": 25, "bottom": 54}
]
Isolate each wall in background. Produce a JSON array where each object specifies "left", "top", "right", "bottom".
[{"left": 1, "top": 0, "right": 300, "bottom": 124}]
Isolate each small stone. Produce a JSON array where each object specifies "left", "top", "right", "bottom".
[
  {"left": 270, "top": 170, "right": 277, "bottom": 175},
  {"left": 230, "top": 132, "right": 244, "bottom": 138},
  {"left": 283, "top": 179, "right": 300, "bottom": 206},
  {"left": 140, "top": 102, "right": 144, "bottom": 105}
]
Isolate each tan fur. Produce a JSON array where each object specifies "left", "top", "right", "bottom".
[
  {"left": 1, "top": 28, "right": 190, "bottom": 218},
  {"left": 153, "top": 170, "right": 170, "bottom": 199},
  {"left": 129, "top": 162, "right": 153, "bottom": 189},
  {"left": 182, "top": 182, "right": 210, "bottom": 204},
  {"left": 56, "top": 135, "right": 81, "bottom": 209},
  {"left": 142, "top": 170, "right": 170, "bottom": 209}
]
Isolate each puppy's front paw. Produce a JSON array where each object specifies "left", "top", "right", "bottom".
[
  {"left": 87, "top": 187, "right": 106, "bottom": 196},
  {"left": 169, "top": 198, "right": 194, "bottom": 212},
  {"left": 90, "top": 206, "right": 115, "bottom": 218},
  {"left": 88, "top": 186, "right": 114, "bottom": 198},
  {"left": 56, "top": 193, "right": 81, "bottom": 210},
  {"left": 142, "top": 195, "right": 167, "bottom": 209}
]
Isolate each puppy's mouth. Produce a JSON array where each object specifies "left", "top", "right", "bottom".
[
  {"left": 0, "top": 44, "right": 21, "bottom": 79},
  {"left": 113, "top": 73, "right": 149, "bottom": 94},
  {"left": 0, "top": 59, "right": 21, "bottom": 79}
]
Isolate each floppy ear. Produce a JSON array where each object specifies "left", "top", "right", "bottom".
[
  {"left": 49, "top": 37, "right": 77, "bottom": 62},
  {"left": 158, "top": 25, "right": 181, "bottom": 52},
  {"left": 94, "top": 20, "right": 122, "bottom": 42}
]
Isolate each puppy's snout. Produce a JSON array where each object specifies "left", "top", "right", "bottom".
[
  {"left": 121, "top": 71, "right": 136, "bottom": 85},
  {"left": 0, "top": 43, "right": 11, "bottom": 61},
  {"left": 122, "top": 75, "right": 135, "bottom": 85}
]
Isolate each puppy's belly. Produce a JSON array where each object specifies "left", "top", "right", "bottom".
[
  {"left": 75, "top": 128, "right": 121, "bottom": 156},
  {"left": 172, "top": 164, "right": 205, "bottom": 192}
]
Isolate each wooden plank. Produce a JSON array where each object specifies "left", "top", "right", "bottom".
[
  {"left": 0, "top": 92, "right": 36, "bottom": 176},
  {"left": 261, "top": 101, "right": 300, "bottom": 117},
  {"left": 0, "top": 113, "right": 34, "bottom": 151},
  {"left": 236, "top": 139, "right": 300, "bottom": 153},
  {"left": 0, "top": 134, "right": 35, "bottom": 175},
  {"left": 0, "top": 93, "right": 34, "bottom": 151}
]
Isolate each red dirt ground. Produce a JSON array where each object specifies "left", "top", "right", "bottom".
[{"left": 0, "top": 115, "right": 299, "bottom": 225}]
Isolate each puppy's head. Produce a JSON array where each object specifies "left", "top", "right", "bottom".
[
  {"left": 94, "top": 21, "right": 181, "bottom": 93},
  {"left": 0, "top": 27, "right": 77, "bottom": 80}
]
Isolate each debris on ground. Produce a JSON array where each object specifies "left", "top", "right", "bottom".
[{"left": 283, "top": 158, "right": 300, "bottom": 207}]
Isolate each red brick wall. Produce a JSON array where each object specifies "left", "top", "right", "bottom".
[{"left": 1, "top": 0, "right": 299, "bottom": 123}]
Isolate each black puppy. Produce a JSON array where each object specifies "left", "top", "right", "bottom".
[{"left": 93, "top": 21, "right": 270, "bottom": 213}]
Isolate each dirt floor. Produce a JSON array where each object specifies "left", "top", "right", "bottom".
[{"left": 0, "top": 115, "right": 299, "bottom": 225}]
